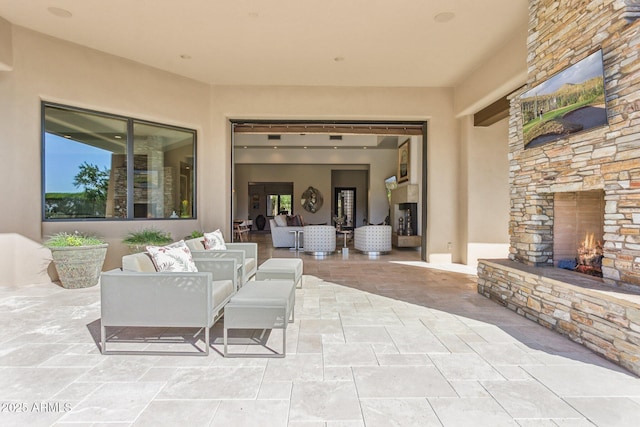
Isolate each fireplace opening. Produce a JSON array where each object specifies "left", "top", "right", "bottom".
[{"left": 553, "top": 190, "right": 605, "bottom": 277}]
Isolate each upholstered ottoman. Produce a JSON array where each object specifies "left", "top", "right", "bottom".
[
  {"left": 223, "top": 280, "right": 295, "bottom": 357},
  {"left": 255, "top": 258, "right": 303, "bottom": 288}
]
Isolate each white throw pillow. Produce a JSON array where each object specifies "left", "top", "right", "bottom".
[
  {"left": 146, "top": 240, "right": 198, "bottom": 272},
  {"left": 203, "top": 229, "right": 227, "bottom": 250},
  {"left": 274, "top": 214, "right": 288, "bottom": 227}
]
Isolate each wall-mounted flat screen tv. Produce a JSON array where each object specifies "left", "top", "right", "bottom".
[{"left": 521, "top": 49, "right": 608, "bottom": 149}]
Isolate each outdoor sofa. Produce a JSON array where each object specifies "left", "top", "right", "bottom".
[{"left": 100, "top": 250, "right": 239, "bottom": 355}]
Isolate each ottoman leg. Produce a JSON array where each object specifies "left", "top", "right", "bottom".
[
  {"left": 205, "top": 327, "right": 210, "bottom": 356},
  {"left": 223, "top": 327, "right": 229, "bottom": 357}
]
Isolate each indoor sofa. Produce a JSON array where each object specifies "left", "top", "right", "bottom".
[{"left": 269, "top": 218, "right": 304, "bottom": 248}]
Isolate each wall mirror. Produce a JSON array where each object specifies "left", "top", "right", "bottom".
[{"left": 301, "top": 186, "right": 323, "bottom": 213}]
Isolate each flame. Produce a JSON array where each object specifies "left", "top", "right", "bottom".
[
  {"left": 577, "top": 232, "right": 603, "bottom": 267},
  {"left": 583, "top": 233, "right": 595, "bottom": 251}
]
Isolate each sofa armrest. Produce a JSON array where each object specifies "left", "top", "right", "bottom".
[
  {"left": 225, "top": 242, "right": 258, "bottom": 261},
  {"left": 191, "top": 249, "right": 245, "bottom": 282},
  {"left": 192, "top": 257, "right": 239, "bottom": 292},
  {"left": 100, "top": 270, "right": 215, "bottom": 327}
]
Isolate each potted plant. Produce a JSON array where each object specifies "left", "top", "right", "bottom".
[
  {"left": 122, "top": 227, "right": 173, "bottom": 253},
  {"left": 45, "top": 231, "right": 108, "bottom": 289}
]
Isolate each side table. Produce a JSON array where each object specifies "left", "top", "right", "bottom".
[{"left": 288, "top": 230, "right": 303, "bottom": 251}]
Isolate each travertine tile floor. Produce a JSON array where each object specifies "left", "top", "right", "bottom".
[{"left": 1, "top": 233, "right": 640, "bottom": 426}]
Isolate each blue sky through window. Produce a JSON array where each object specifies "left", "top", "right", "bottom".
[{"left": 45, "top": 133, "right": 113, "bottom": 193}]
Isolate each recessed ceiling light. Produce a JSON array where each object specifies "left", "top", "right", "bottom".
[
  {"left": 334, "top": 146, "right": 338, "bottom": 149},
  {"left": 243, "top": 146, "right": 248, "bottom": 149},
  {"left": 334, "top": 56, "right": 345, "bottom": 62},
  {"left": 363, "top": 147, "right": 367, "bottom": 149},
  {"left": 48, "top": 7, "right": 72, "bottom": 18},
  {"left": 180, "top": 54, "right": 191, "bottom": 60},
  {"left": 303, "top": 146, "right": 308, "bottom": 149},
  {"left": 114, "top": 135, "right": 122, "bottom": 139},
  {"left": 434, "top": 12, "right": 455, "bottom": 23},
  {"left": 63, "top": 135, "right": 71, "bottom": 139},
  {"left": 273, "top": 146, "right": 278, "bottom": 149}
]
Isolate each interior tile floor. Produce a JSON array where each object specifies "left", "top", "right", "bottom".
[{"left": 1, "top": 233, "right": 639, "bottom": 426}]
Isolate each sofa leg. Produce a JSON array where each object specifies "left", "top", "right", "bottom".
[
  {"left": 223, "top": 327, "right": 228, "bottom": 357},
  {"left": 204, "top": 327, "right": 210, "bottom": 355},
  {"left": 101, "top": 323, "right": 106, "bottom": 354}
]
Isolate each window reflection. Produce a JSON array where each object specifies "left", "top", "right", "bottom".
[
  {"left": 44, "top": 106, "right": 126, "bottom": 219},
  {"left": 43, "top": 104, "right": 196, "bottom": 220}
]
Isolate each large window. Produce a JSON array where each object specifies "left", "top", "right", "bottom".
[{"left": 43, "top": 103, "right": 196, "bottom": 220}]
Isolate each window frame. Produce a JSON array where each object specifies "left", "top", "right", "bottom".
[
  {"left": 41, "top": 102, "right": 197, "bottom": 222},
  {"left": 267, "top": 193, "right": 293, "bottom": 217}
]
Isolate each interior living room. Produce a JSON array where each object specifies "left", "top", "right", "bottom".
[
  {"left": 232, "top": 122, "right": 424, "bottom": 237},
  {"left": 2, "top": 1, "right": 640, "bottom": 426}
]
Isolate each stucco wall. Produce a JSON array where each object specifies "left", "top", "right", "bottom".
[
  {"left": 0, "top": 26, "right": 211, "bottom": 275},
  {"left": 0, "top": 16, "right": 12, "bottom": 70},
  {"left": 463, "top": 116, "right": 510, "bottom": 265},
  {"left": 213, "top": 85, "right": 453, "bottom": 260}
]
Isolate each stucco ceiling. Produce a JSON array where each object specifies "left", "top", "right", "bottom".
[{"left": 0, "top": 0, "right": 528, "bottom": 87}]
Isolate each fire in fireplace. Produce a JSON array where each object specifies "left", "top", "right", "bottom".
[
  {"left": 553, "top": 190, "right": 605, "bottom": 278},
  {"left": 575, "top": 233, "right": 603, "bottom": 277}
]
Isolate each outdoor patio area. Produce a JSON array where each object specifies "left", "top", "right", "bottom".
[{"left": 1, "top": 234, "right": 640, "bottom": 426}]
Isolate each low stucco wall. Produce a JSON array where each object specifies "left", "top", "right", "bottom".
[
  {"left": 0, "top": 233, "right": 53, "bottom": 286},
  {"left": 478, "top": 259, "right": 640, "bottom": 376}
]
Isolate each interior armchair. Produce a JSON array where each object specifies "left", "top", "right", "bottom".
[
  {"left": 233, "top": 220, "right": 251, "bottom": 242},
  {"left": 354, "top": 225, "right": 392, "bottom": 255},
  {"left": 303, "top": 225, "right": 336, "bottom": 255}
]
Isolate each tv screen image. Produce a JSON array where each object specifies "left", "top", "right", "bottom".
[{"left": 521, "top": 49, "right": 608, "bottom": 148}]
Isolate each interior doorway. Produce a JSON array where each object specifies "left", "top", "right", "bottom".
[
  {"left": 334, "top": 187, "right": 356, "bottom": 230},
  {"left": 231, "top": 119, "right": 428, "bottom": 260}
]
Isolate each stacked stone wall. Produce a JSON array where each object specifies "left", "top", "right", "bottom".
[
  {"left": 509, "top": 0, "right": 640, "bottom": 290},
  {"left": 478, "top": 259, "right": 640, "bottom": 376}
]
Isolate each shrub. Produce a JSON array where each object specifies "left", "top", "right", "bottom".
[
  {"left": 189, "top": 230, "right": 204, "bottom": 239},
  {"left": 45, "top": 231, "right": 106, "bottom": 247},
  {"left": 123, "top": 228, "right": 173, "bottom": 246}
]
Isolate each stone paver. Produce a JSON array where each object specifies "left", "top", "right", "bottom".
[{"left": 0, "top": 236, "right": 639, "bottom": 425}]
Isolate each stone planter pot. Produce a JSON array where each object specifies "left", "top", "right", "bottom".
[
  {"left": 125, "top": 243, "right": 147, "bottom": 254},
  {"left": 50, "top": 244, "right": 108, "bottom": 289}
]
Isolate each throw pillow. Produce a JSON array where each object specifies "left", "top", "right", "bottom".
[
  {"left": 286, "top": 215, "right": 300, "bottom": 226},
  {"left": 274, "top": 214, "right": 288, "bottom": 227},
  {"left": 203, "top": 229, "right": 227, "bottom": 250},
  {"left": 146, "top": 240, "right": 198, "bottom": 272}
]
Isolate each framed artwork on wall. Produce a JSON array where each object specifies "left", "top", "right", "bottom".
[{"left": 397, "top": 139, "right": 410, "bottom": 183}]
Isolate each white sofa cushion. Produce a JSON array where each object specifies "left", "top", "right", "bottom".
[
  {"left": 146, "top": 240, "right": 198, "bottom": 272},
  {"left": 274, "top": 214, "right": 288, "bottom": 227},
  {"left": 203, "top": 229, "right": 227, "bottom": 250}
]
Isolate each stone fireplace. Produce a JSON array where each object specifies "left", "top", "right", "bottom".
[
  {"left": 504, "top": 0, "right": 640, "bottom": 292},
  {"left": 477, "top": 0, "right": 640, "bottom": 376}
]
